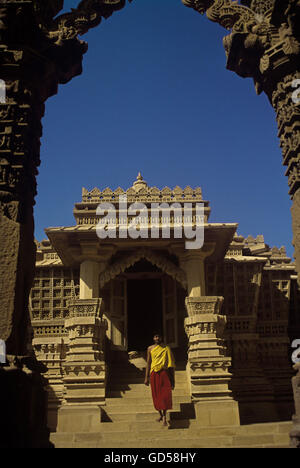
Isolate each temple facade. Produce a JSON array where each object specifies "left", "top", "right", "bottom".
[{"left": 29, "top": 175, "right": 300, "bottom": 434}]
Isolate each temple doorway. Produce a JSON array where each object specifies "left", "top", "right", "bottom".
[
  {"left": 127, "top": 277, "right": 163, "bottom": 352},
  {"left": 101, "top": 258, "right": 188, "bottom": 363}
]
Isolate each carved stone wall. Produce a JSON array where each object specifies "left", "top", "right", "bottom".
[
  {"left": 206, "top": 254, "right": 298, "bottom": 423},
  {"left": 30, "top": 265, "right": 79, "bottom": 430}
]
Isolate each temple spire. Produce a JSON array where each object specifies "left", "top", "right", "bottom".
[{"left": 133, "top": 172, "right": 148, "bottom": 191}]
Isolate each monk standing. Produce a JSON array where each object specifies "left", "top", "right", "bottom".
[{"left": 144, "top": 333, "right": 175, "bottom": 426}]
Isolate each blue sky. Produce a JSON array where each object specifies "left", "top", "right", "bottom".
[{"left": 36, "top": 0, "right": 294, "bottom": 258}]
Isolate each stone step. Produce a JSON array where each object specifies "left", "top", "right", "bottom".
[
  {"left": 103, "top": 402, "right": 185, "bottom": 414},
  {"left": 105, "top": 395, "right": 191, "bottom": 407},
  {"left": 50, "top": 422, "right": 292, "bottom": 448},
  {"left": 169, "top": 420, "right": 292, "bottom": 433},
  {"left": 107, "top": 388, "right": 189, "bottom": 399},
  {"left": 96, "top": 432, "right": 290, "bottom": 448},
  {"left": 108, "top": 382, "right": 189, "bottom": 391},
  {"left": 104, "top": 406, "right": 194, "bottom": 422},
  {"left": 93, "top": 427, "right": 289, "bottom": 443},
  {"left": 102, "top": 411, "right": 158, "bottom": 422},
  {"left": 109, "top": 369, "right": 188, "bottom": 376},
  {"left": 108, "top": 376, "right": 188, "bottom": 385}
]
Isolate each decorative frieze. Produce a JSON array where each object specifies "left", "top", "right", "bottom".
[
  {"left": 99, "top": 247, "right": 187, "bottom": 290},
  {"left": 185, "top": 296, "right": 224, "bottom": 317}
]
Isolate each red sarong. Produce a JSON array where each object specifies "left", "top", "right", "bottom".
[{"left": 150, "top": 369, "right": 172, "bottom": 411}]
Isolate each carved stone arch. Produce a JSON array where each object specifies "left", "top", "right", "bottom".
[{"left": 99, "top": 247, "right": 187, "bottom": 290}]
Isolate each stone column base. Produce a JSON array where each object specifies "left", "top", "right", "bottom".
[
  {"left": 194, "top": 399, "right": 240, "bottom": 427},
  {"left": 57, "top": 405, "right": 103, "bottom": 433}
]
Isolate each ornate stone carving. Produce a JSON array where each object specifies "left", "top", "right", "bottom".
[
  {"left": 57, "top": 297, "right": 107, "bottom": 432},
  {"left": 62, "top": 298, "right": 107, "bottom": 395},
  {"left": 47, "top": 0, "right": 133, "bottom": 46},
  {"left": 99, "top": 247, "right": 188, "bottom": 289},
  {"left": 82, "top": 179, "right": 204, "bottom": 204},
  {"left": 33, "top": 340, "right": 67, "bottom": 432},
  {"left": 184, "top": 296, "right": 240, "bottom": 426},
  {"left": 185, "top": 295, "right": 224, "bottom": 317}
]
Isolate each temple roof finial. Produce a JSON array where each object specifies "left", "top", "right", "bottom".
[{"left": 133, "top": 172, "right": 148, "bottom": 191}]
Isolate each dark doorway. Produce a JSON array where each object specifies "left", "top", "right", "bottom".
[{"left": 127, "top": 278, "right": 163, "bottom": 351}]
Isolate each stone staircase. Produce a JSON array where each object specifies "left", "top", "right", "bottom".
[{"left": 50, "top": 360, "right": 292, "bottom": 448}]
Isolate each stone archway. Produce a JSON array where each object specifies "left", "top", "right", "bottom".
[
  {"left": 99, "top": 247, "right": 187, "bottom": 290},
  {"left": 1, "top": 0, "right": 300, "bottom": 446},
  {"left": 99, "top": 253, "right": 188, "bottom": 357}
]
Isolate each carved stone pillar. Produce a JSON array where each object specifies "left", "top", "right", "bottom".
[
  {"left": 57, "top": 298, "right": 107, "bottom": 433},
  {"left": 80, "top": 260, "right": 102, "bottom": 299},
  {"left": 0, "top": 61, "right": 42, "bottom": 356},
  {"left": 178, "top": 247, "right": 214, "bottom": 297},
  {"left": 0, "top": 0, "right": 131, "bottom": 446},
  {"left": 0, "top": 0, "right": 88, "bottom": 356},
  {"left": 33, "top": 340, "right": 68, "bottom": 432},
  {"left": 185, "top": 296, "right": 240, "bottom": 426}
]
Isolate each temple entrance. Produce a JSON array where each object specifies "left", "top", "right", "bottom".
[
  {"left": 101, "top": 258, "right": 186, "bottom": 356},
  {"left": 127, "top": 278, "right": 163, "bottom": 351}
]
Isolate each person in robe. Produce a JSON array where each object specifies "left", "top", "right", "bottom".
[{"left": 144, "top": 333, "right": 175, "bottom": 426}]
